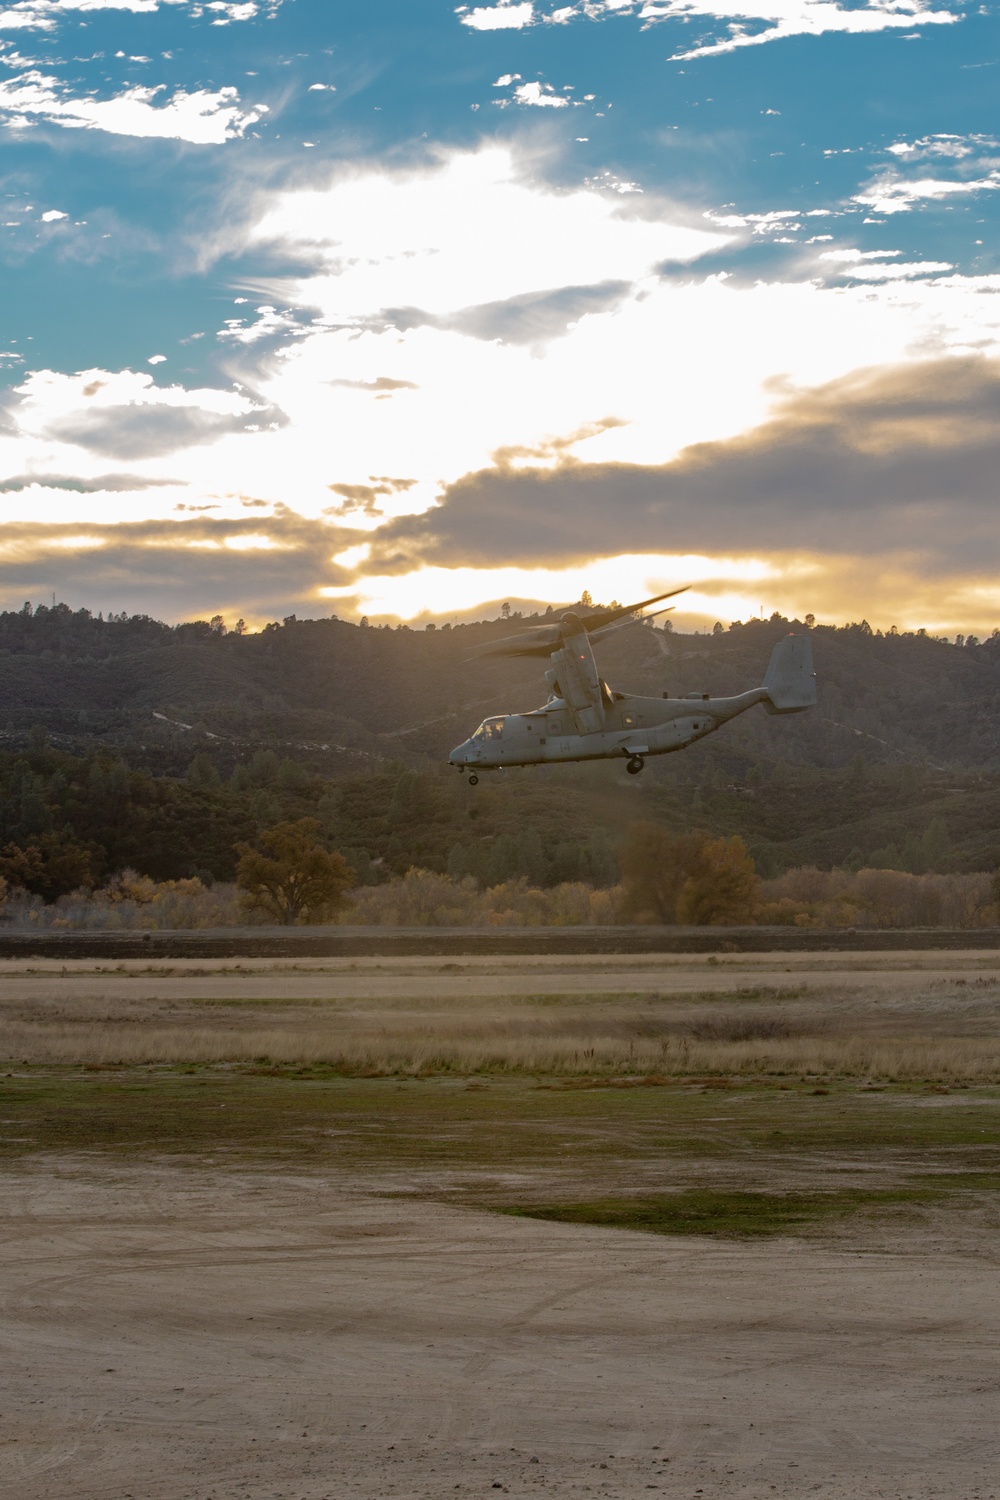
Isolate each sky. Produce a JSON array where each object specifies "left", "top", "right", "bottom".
[{"left": 1, "top": 0, "right": 999, "bottom": 633}]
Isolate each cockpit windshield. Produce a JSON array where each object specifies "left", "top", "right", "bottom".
[{"left": 472, "top": 717, "right": 504, "bottom": 742}]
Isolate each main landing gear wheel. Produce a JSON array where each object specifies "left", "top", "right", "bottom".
[
  {"left": 626, "top": 755, "right": 644, "bottom": 776},
  {"left": 468, "top": 772, "right": 479, "bottom": 786}
]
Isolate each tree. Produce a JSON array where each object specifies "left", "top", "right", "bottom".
[
  {"left": 676, "top": 836, "right": 759, "bottom": 925},
  {"left": 187, "top": 752, "right": 220, "bottom": 789},
  {"left": 235, "top": 818, "right": 355, "bottom": 924},
  {"left": 0, "top": 833, "right": 96, "bottom": 902},
  {"left": 619, "top": 823, "right": 759, "bottom": 925}
]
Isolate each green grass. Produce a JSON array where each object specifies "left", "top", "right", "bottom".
[
  {"left": 502, "top": 1186, "right": 940, "bottom": 1239},
  {"left": 1, "top": 1068, "right": 999, "bottom": 1171}
]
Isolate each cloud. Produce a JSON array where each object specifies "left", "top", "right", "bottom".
[
  {"left": 511, "top": 80, "right": 570, "bottom": 106},
  {"left": 0, "top": 70, "right": 266, "bottom": 142},
  {"left": 887, "top": 134, "right": 999, "bottom": 160},
  {"left": 0, "top": 470, "right": 180, "bottom": 490},
  {"left": 0, "top": 511, "right": 355, "bottom": 625},
  {"left": 382, "top": 279, "right": 634, "bottom": 345},
  {"left": 854, "top": 170, "right": 1000, "bottom": 215},
  {"left": 46, "top": 403, "right": 263, "bottom": 458},
  {"left": 455, "top": 0, "right": 960, "bottom": 56},
  {"left": 0, "top": 0, "right": 270, "bottom": 30},
  {"left": 661, "top": 0, "right": 959, "bottom": 60},
  {"left": 328, "top": 377, "right": 419, "bottom": 392},
  {"left": 4, "top": 367, "right": 270, "bottom": 463},
  {"left": 459, "top": 2, "right": 535, "bottom": 29},
  {"left": 364, "top": 358, "right": 1000, "bottom": 576},
  {"left": 244, "top": 147, "right": 725, "bottom": 318},
  {"left": 8, "top": 147, "right": 1000, "bottom": 631}
]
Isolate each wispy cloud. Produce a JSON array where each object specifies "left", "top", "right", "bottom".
[
  {"left": 887, "top": 133, "right": 999, "bottom": 160},
  {"left": 855, "top": 170, "right": 1000, "bottom": 215},
  {"left": 456, "top": 0, "right": 960, "bottom": 55}
]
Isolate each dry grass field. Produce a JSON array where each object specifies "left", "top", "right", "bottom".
[
  {"left": 3, "top": 950, "right": 1000, "bottom": 1498},
  {"left": 3, "top": 949, "right": 1000, "bottom": 1080}
]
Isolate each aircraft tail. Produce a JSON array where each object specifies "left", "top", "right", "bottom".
[{"left": 762, "top": 632, "right": 816, "bottom": 715}]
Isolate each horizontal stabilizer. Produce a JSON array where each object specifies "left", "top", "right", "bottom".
[{"left": 763, "top": 633, "right": 816, "bottom": 715}]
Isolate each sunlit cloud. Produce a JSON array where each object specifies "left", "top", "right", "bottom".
[
  {"left": 660, "top": 0, "right": 959, "bottom": 60},
  {"left": 0, "top": 70, "right": 266, "bottom": 142},
  {"left": 855, "top": 171, "right": 1000, "bottom": 215},
  {"left": 222, "top": 531, "right": 284, "bottom": 549},
  {"left": 458, "top": 2, "right": 535, "bottom": 30},
  {"left": 321, "top": 553, "right": 778, "bottom": 621},
  {"left": 0, "top": 0, "right": 272, "bottom": 29},
  {"left": 244, "top": 146, "right": 726, "bottom": 316},
  {"left": 455, "top": 0, "right": 960, "bottom": 56},
  {"left": 7, "top": 145, "right": 1000, "bottom": 631},
  {"left": 317, "top": 549, "right": 1000, "bottom": 637},
  {"left": 511, "top": 80, "right": 571, "bottom": 106},
  {"left": 887, "top": 134, "right": 999, "bottom": 160}
]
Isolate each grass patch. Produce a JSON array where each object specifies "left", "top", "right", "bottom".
[
  {"left": 1, "top": 1069, "right": 999, "bottom": 1173},
  {"left": 503, "top": 1186, "right": 940, "bottom": 1239}
]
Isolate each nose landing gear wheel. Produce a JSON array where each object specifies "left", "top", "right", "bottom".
[
  {"left": 468, "top": 772, "right": 479, "bottom": 786},
  {"left": 626, "top": 755, "right": 644, "bottom": 776}
]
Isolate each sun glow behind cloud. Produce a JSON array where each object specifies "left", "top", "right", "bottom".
[
  {"left": 6, "top": 135, "right": 1000, "bottom": 630},
  {"left": 321, "top": 552, "right": 778, "bottom": 621}
]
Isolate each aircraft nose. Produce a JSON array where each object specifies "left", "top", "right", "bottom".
[{"left": 449, "top": 742, "right": 469, "bottom": 765}]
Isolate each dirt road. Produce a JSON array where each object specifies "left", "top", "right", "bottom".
[{"left": 2, "top": 1159, "right": 998, "bottom": 1500}]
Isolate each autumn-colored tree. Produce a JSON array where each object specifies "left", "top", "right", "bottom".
[
  {"left": 235, "top": 818, "right": 355, "bottom": 924},
  {"left": 676, "top": 835, "right": 760, "bottom": 925},
  {"left": 0, "top": 833, "right": 96, "bottom": 902},
  {"left": 619, "top": 823, "right": 759, "bottom": 925}
]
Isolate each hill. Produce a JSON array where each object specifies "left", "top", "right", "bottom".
[{"left": 0, "top": 603, "right": 998, "bottom": 883}]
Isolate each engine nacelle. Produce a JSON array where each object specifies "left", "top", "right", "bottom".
[{"left": 545, "top": 615, "right": 605, "bottom": 735}]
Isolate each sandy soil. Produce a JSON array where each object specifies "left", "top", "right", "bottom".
[
  {"left": 1, "top": 949, "right": 999, "bottom": 1007},
  {"left": 2, "top": 1159, "right": 999, "bottom": 1500}
]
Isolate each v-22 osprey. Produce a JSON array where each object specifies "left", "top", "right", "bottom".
[{"left": 449, "top": 590, "right": 816, "bottom": 785}]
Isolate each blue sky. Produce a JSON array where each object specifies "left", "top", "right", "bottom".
[{"left": 2, "top": 0, "right": 1000, "bottom": 630}]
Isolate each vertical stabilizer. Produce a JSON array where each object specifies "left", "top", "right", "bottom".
[{"left": 763, "top": 633, "right": 817, "bottom": 714}]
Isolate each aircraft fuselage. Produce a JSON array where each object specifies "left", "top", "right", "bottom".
[{"left": 449, "top": 687, "right": 770, "bottom": 771}]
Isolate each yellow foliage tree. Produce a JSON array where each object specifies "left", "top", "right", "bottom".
[
  {"left": 619, "top": 823, "right": 759, "bottom": 925},
  {"left": 235, "top": 819, "right": 355, "bottom": 925}
]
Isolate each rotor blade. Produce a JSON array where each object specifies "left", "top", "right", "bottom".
[
  {"left": 587, "top": 603, "right": 678, "bottom": 646},
  {"left": 465, "top": 624, "right": 560, "bottom": 661},
  {"left": 576, "top": 586, "right": 689, "bottom": 631},
  {"left": 469, "top": 633, "right": 561, "bottom": 661},
  {"left": 466, "top": 585, "right": 690, "bottom": 660}
]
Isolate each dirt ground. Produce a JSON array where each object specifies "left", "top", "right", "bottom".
[
  {"left": 3, "top": 950, "right": 1000, "bottom": 1498},
  {"left": 1, "top": 949, "right": 999, "bottom": 1006},
  {"left": 1, "top": 1159, "right": 999, "bottom": 1500}
]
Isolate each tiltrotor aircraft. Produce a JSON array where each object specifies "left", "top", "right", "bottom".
[{"left": 450, "top": 590, "right": 816, "bottom": 784}]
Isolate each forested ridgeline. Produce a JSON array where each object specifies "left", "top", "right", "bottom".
[
  {"left": 1, "top": 603, "right": 1000, "bottom": 777},
  {"left": 0, "top": 604, "right": 999, "bottom": 909}
]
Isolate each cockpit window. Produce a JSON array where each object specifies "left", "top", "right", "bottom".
[{"left": 473, "top": 717, "right": 504, "bottom": 742}]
